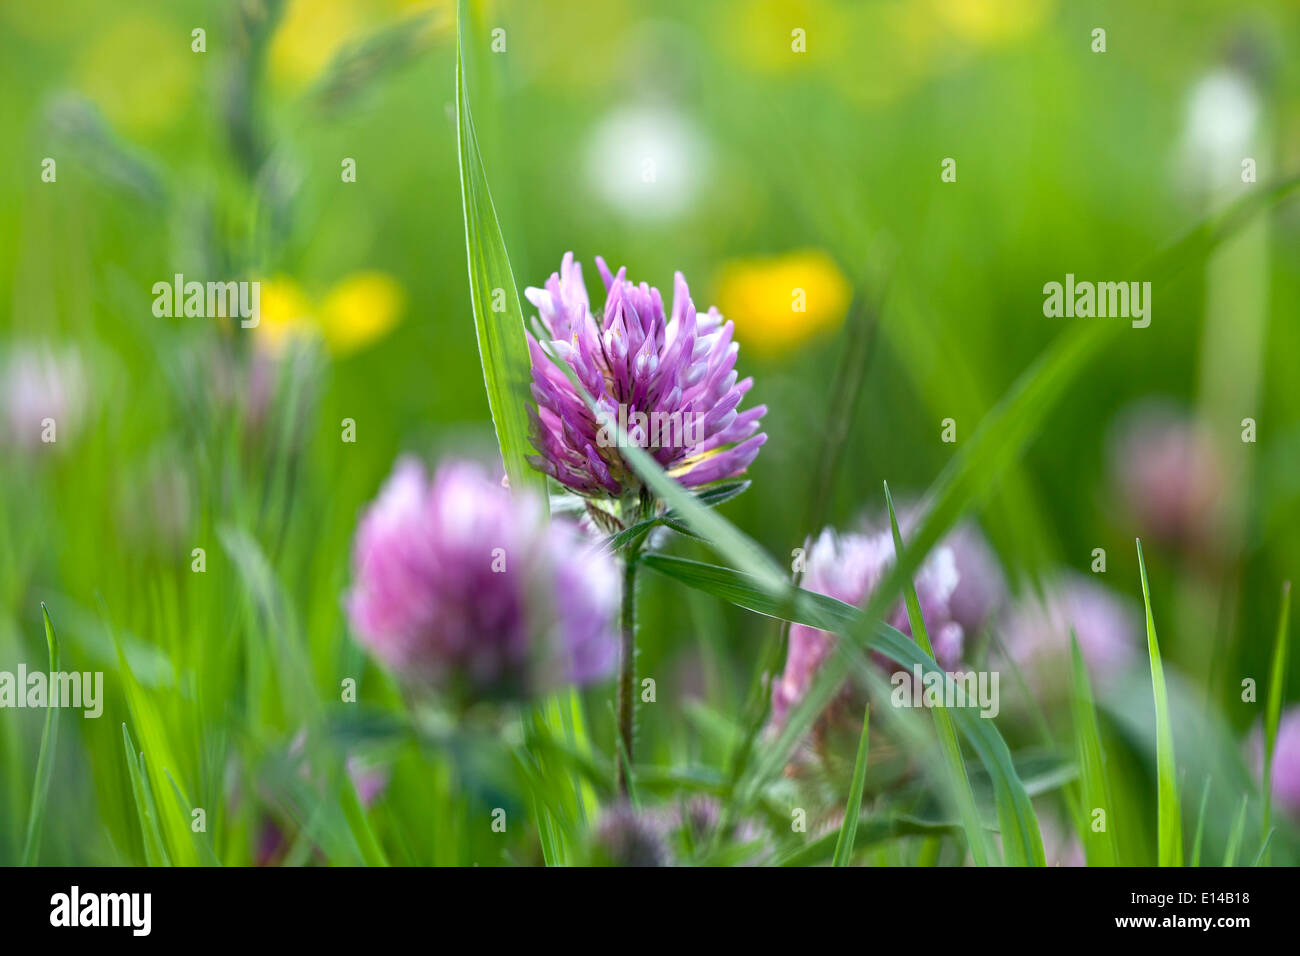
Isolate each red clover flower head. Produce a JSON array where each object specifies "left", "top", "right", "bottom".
[{"left": 525, "top": 253, "right": 767, "bottom": 504}]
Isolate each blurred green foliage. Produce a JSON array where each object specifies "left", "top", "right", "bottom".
[{"left": 0, "top": 0, "right": 1297, "bottom": 865}]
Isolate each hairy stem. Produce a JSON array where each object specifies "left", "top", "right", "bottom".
[{"left": 616, "top": 544, "right": 641, "bottom": 796}]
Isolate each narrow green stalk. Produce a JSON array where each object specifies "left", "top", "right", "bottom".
[
  {"left": 1262, "top": 581, "right": 1291, "bottom": 848},
  {"left": 616, "top": 542, "right": 642, "bottom": 796},
  {"left": 22, "top": 605, "right": 61, "bottom": 865},
  {"left": 832, "top": 703, "right": 870, "bottom": 867}
]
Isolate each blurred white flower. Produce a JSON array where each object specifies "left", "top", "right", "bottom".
[
  {"left": 584, "top": 103, "right": 711, "bottom": 222},
  {"left": 1181, "top": 68, "right": 1260, "bottom": 190}
]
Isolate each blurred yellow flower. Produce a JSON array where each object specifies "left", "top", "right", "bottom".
[
  {"left": 320, "top": 273, "right": 407, "bottom": 353},
  {"left": 254, "top": 273, "right": 406, "bottom": 357},
  {"left": 714, "top": 250, "right": 851, "bottom": 355},
  {"left": 931, "top": 0, "right": 1053, "bottom": 46}
]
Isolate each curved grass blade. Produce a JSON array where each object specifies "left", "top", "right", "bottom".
[
  {"left": 339, "top": 769, "right": 390, "bottom": 867},
  {"left": 1069, "top": 630, "right": 1120, "bottom": 866},
  {"left": 1190, "top": 776, "right": 1211, "bottom": 867},
  {"left": 1251, "top": 829, "right": 1275, "bottom": 867},
  {"left": 781, "top": 814, "right": 960, "bottom": 867},
  {"left": 831, "top": 703, "right": 870, "bottom": 867},
  {"left": 122, "top": 724, "right": 171, "bottom": 866},
  {"left": 1221, "top": 796, "right": 1248, "bottom": 867},
  {"left": 642, "top": 553, "right": 1045, "bottom": 865},
  {"left": 1136, "top": 539, "right": 1182, "bottom": 866},
  {"left": 103, "top": 597, "right": 197, "bottom": 865},
  {"left": 21, "top": 604, "right": 61, "bottom": 865},
  {"left": 455, "top": 1, "right": 544, "bottom": 500},
  {"left": 164, "top": 769, "right": 223, "bottom": 867},
  {"left": 1262, "top": 581, "right": 1291, "bottom": 847},
  {"left": 884, "top": 483, "right": 992, "bottom": 865}
]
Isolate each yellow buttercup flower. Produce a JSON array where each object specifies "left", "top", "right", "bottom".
[
  {"left": 320, "top": 272, "right": 406, "bottom": 353},
  {"left": 714, "top": 250, "right": 851, "bottom": 356},
  {"left": 253, "top": 273, "right": 405, "bottom": 357}
]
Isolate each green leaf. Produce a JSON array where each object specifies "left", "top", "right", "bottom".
[
  {"left": 1136, "top": 539, "right": 1182, "bottom": 866},
  {"left": 1069, "top": 630, "right": 1120, "bottom": 866},
  {"left": 831, "top": 703, "right": 870, "bottom": 867},
  {"left": 884, "top": 483, "right": 992, "bottom": 865},
  {"left": 21, "top": 604, "right": 61, "bottom": 865},
  {"left": 641, "top": 554, "right": 1045, "bottom": 866},
  {"left": 1262, "top": 581, "right": 1291, "bottom": 845},
  {"left": 455, "top": 1, "right": 545, "bottom": 500}
]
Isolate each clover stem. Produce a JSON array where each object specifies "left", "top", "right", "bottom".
[{"left": 615, "top": 541, "right": 642, "bottom": 796}]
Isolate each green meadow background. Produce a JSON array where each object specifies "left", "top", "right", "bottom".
[{"left": 1, "top": 0, "right": 1298, "bottom": 865}]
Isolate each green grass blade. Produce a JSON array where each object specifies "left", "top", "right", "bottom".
[
  {"left": 884, "top": 484, "right": 992, "bottom": 866},
  {"left": 21, "top": 604, "right": 61, "bottom": 865},
  {"left": 1262, "top": 581, "right": 1291, "bottom": 844},
  {"left": 339, "top": 768, "right": 390, "bottom": 867},
  {"left": 1136, "top": 539, "right": 1182, "bottom": 866},
  {"left": 1190, "top": 777, "right": 1211, "bottom": 867},
  {"left": 455, "top": 0, "right": 544, "bottom": 500},
  {"left": 1221, "top": 796, "right": 1248, "bottom": 867},
  {"left": 121, "top": 724, "right": 171, "bottom": 866},
  {"left": 831, "top": 703, "right": 870, "bottom": 867},
  {"left": 163, "top": 769, "right": 223, "bottom": 867},
  {"left": 1251, "top": 829, "right": 1275, "bottom": 866},
  {"left": 103, "top": 600, "right": 200, "bottom": 865},
  {"left": 1069, "top": 630, "right": 1120, "bottom": 866},
  {"left": 780, "top": 814, "right": 961, "bottom": 867}
]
